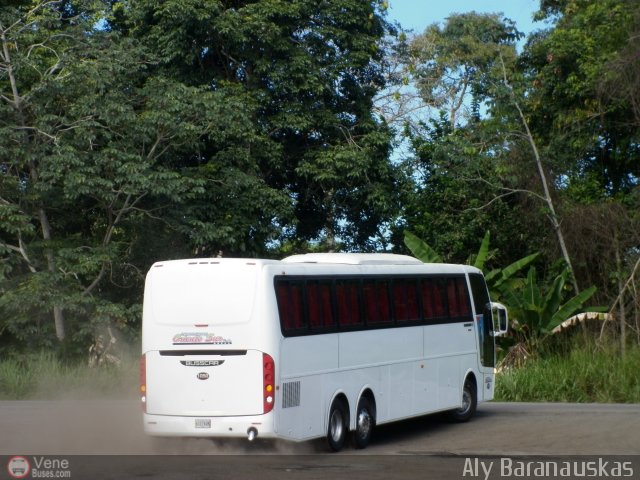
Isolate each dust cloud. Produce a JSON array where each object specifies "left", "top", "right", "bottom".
[
  {"left": 1, "top": 332, "right": 323, "bottom": 455},
  {"left": 0, "top": 397, "right": 323, "bottom": 455}
]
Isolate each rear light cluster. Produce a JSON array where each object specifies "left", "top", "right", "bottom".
[
  {"left": 263, "top": 353, "right": 275, "bottom": 413},
  {"left": 140, "top": 354, "right": 147, "bottom": 413}
]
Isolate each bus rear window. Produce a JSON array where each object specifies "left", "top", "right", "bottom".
[{"left": 150, "top": 263, "right": 258, "bottom": 325}]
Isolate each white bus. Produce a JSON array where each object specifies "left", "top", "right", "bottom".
[{"left": 140, "top": 253, "right": 507, "bottom": 451}]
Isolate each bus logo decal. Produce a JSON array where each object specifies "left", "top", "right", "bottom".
[
  {"left": 180, "top": 360, "right": 225, "bottom": 367},
  {"left": 172, "top": 332, "right": 232, "bottom": 345},
  {"left": 197, "top": 372, "right": 210, "bottom": 380}
]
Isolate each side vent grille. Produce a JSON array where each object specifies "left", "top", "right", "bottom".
[{"left": 282, "top": 381, "right": 301, "bottom": 408}]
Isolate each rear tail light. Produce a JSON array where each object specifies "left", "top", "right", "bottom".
[
  {"left": 140, "top": 354, "right": 147, "bottom": 413},
  {"left": 263, "top": 353, "right": 275, "bottom": 413}
]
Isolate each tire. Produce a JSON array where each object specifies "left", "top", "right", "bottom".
[
  {"left": 448, "top": 378, "right": 477, "bottom": 423},
  {"left": 353, "top": 395, "right": 375, "bottom": 449},
  {"left": 327, "top": 397, "right": 349, "bottom": 452}
]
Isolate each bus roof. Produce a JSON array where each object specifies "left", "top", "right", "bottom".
[{"left": 282, "top": 253, "right": 424, "bottom": 265}]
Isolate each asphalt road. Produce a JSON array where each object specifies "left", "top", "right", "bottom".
[{"left": 1, "top": 401, "right": 639, "bottom": 479}]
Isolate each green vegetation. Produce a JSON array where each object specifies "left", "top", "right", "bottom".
[
  {"left": 1, "top": 0, "right": 638, "bottom": 379},
  {"left": 0, "top": 351, "right": 138, "bottom": 400},
  {"left": 2, "top": 343, "right": 637, "bottom": 403},
  {"left": 496, "top": 341, "right": 640, "bottom": 403}
]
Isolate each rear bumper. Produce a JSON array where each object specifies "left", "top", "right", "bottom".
[{"left": 143, "top": 412, "right": 276, "bottom": 439}]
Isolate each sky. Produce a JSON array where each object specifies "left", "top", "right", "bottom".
[{"left": 386, "top": 0, "right": 542, "bottom": 39}]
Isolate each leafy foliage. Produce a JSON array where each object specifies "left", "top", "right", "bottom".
[
  {"left": 0, "top": 0, "right": 216, "bottom": 348},
  {"left": 524, "top": 0, "right": 640, "bottom": 196},
  {"left": 113, "top": 0, "right": 401, "bottom": 252},
  {"left": 503, "top": 266, "right": 597, "bottom": 345},
  {"left": 403, "top": 229, "right": 539, "bottom": 302},
  {"left": 0, "top": 0, "right": 399, "bottom": 350},
  {"left": 1, "top": 0, "right": 638, "bottom": 356},
  {"left": 396, "top": 5, "right": 639, "bottom": 337},
  {"left": 403, "top": 231, "right": 442, "bottom": 263}
]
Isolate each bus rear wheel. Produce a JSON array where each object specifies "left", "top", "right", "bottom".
[
  {"left": 327, "top": 397, "right": 349, "bottom": 452},
  {"left": 448, "top": 378, "right": 477, "bottom": 423},
  {"left": 353, "top": 395, "right": 375, "bottom": 449}
]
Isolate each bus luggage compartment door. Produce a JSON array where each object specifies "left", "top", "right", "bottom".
[{"left": 145, "top": 349, "right": 264, "bottom": 417}]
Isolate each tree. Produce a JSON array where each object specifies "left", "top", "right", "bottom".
[
  {"left": 1, "top": 0, "right": 402, "bottom": 350},
  {"left": 0, "top": 1, "right": 218, "bottom": 345},
  {"left": 521, "top": 0, "right": 640, "bottom": 341},
  {"left": 524, "top": 0, "right": 640, "bottom": 196},
  {"left": 113, "top": 0, "right": 401, "bottom": 252},
  {"left": 409, "top": 12, "right": 522, "bottom": 129},
  {"left": 390, "top": 13, "right": 545, "bottom": 266}
]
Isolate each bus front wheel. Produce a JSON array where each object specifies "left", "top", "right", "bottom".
[
  {"left": 448, "top": 378, "right": 477, "bottom": 423},
  {"left": 327, "top": 397, "right": 349, "bottom": 452}
]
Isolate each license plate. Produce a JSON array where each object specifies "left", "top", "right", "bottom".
[{"left": 195, "top": 418, "right": 211, "bottom": 429}]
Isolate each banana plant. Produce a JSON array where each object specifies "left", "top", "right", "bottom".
[
  {"left": 501, "top": 266, "right": 597, "bottom": 344},
  {"left": 403, "top": 231, "right": 443, "bottom": 263},
  {"left": 403, "top": 231, "right": 591, "bottom": 325},
  {"left": 404, "top": 230, "right": 491, "bottom": 268},
  {"left": 484, "top": 252, "right": 540, "bottom": 302},
  {"left": 403, "top": 230, "right": 538, "bottom": 300},
  {"left": 403, "top": 230, "right": 602, "bottom": 361}
]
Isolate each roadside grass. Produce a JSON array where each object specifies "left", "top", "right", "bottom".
[
  {"left": 0, "top": 351, "right": 138, "bottom": 400},
  {"left": 2, "top": 342, "right": 639, "bottom": 402},
  {"left": 495, "top": 341, "right": 640, "bottom": 403}
]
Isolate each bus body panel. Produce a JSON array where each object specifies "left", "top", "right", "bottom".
[
  {"left": 338, "top": 327, "right": 423, "bottom": 370},
  {"left": 142, "top": 259, "right": 281, "bottom": 437},
  {"left": 482, "top": 372, "right": 496, "bottom": 401},
  {"left": 143, "top": 411, "right": 276, "bottom": 438},
  {"left": 144, "top": 259, "right": 262, "bottom": 329},
  {"left": 273, "top": 323, "right": 481, "bottom": 441},
  {"left": 279, "top": 334, "right": 339, "bottom": 377},
  {"left": 145, "top": 349, "right": 264, "bottom": 416}
]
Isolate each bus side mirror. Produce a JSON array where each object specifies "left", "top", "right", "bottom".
[{"left": 491, "top": 302, "right": 508, "bottom": 336}]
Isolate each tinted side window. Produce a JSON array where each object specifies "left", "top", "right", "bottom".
[
  {"left": 335, "top": 279, "right": 362, "bottom": 329},
  {"left": 421, "top": 278, "right": 447, "bottom": 321},
  {"left": 469, "top": 272, "right": 495, "bottom": 367},
  {"left": 447, "top": 277, "right": 472, "bottom": 320},
  {"left": 363, "top": 279, "right": 392, "bottom": 326},
  {"left": 307, "top": 280, "right": 335, "bottom": 330},
  {"left": 275, "top": 279, "right": 305, "bottom": 334},
  {"left": 392, "top": 279, "right": 420, "bottom": 323}
]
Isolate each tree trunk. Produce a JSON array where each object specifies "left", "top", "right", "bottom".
[
  {"left": 39, "top": 208, "right": 65, "bottom": 341},
  {"left": 324, "top": 189, "right": 337, "bottom": 252},
  {"left": 3, "top": 24, "right": 66, "bottom": 341},
  {"left": 615, "top": 238, "right": 626, "bottom": 357},
  {"left": 500, "top": 55, "right": 580, "bottom": 295}
]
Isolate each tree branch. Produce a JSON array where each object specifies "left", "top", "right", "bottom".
[{"left": 499, "top": 53, "right": 580, "bottom": 294}]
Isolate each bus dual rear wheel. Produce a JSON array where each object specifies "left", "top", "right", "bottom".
[
  {"left": 327, "top": 398, "right": 349, "bottom": 452},
  {"left": 353, "top": 396, "right": 375, "bottom": 449}
]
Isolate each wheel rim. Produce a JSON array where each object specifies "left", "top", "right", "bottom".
[
  {"left": 458, "top": 387, "right": 471, "bottom": 415},
  {"left": 357, "top": 408, "right": 372, "bottom": 439},
  {"left": 329, "top": 409, "right": 344, "bottom": 443}
]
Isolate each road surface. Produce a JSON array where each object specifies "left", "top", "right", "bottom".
[{"left": 1, "top": 401, "right": 638, "bottom": 479}]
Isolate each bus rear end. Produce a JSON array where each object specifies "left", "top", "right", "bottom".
[{"left": 141, "top": 259, "right": 277, "bottom": 440}]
